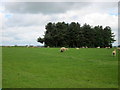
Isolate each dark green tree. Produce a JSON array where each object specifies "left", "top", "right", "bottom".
[
  {"left": 37, "top": 22, "right": 116, "bottom": 48},
  {"left": 37, "top": 37, "right": 44, "bottom": 44}
]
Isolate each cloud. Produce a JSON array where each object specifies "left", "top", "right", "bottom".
[
  {"left": 0, "top": 5, "right": 5, "bottom": 46},
  {"left": 1, "top": 0, "right": 119, "bottom": 2},
  {"left": 4, "top": 2, "right": 118, "bottom": 27},
  {"left": 4, "top": 2, "right": 118, "bottom": 15},
  {"left": 82, "top": 13, "right": 118, "bottom": 29},
  {"left": 4, "top": 2, "right": 91, "bottom": 14},
  {"left": 2, "top": 26, "right": 45, "bottom": 46},
  {"left": 5, "top": 13, "right": 50, "bottom": 27},
  {"left": 2, "top": 2, "right": 118, "bottom": 46}
]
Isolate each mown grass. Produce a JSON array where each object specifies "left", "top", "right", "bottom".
[
  {"left": 2, "top": 47, "right": 118, "bottom": 88},
  {"left": 0, "top": 47, "right": 2, "bottom": 88}
]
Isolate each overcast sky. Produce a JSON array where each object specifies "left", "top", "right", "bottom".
[{"left": 0, "top": 0, "right": 119, "bottom": 46}]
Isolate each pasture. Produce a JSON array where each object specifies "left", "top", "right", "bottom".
[{"left": 2, "top": 47, "right": 118, "bottom": 88}]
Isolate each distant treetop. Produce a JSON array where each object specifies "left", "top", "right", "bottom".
[{"left": 37, "top": 22, "right": 116, "bottom": 48}]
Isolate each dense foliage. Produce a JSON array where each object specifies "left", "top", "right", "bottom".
[{"left": 37, "top": 22, "right": 115, "bottom": 48}]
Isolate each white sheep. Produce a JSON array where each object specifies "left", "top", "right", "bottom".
[
  {"left": 97, "top": 46, "right": 100, "bottom": 48},
  {"left": 60, "top": 47, "right": 68, "bottom": 52},
  {"left": 65, "top": 48, "right": 69, "bottom": 50},
  {"left": 105, "top": 47, "right": 110, "bottom": 48},
  {"left": 112, "top": 49, "right": 116, "bottom": 56},
  {"left": 117, "top": 48, "right": 120, "bottom": 50},
  {"left": 76, "top": 48, "right": 79, "bottom": 50}
]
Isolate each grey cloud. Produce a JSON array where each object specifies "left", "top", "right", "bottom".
[
  {"left": 5, "top": 13, "right": 50, "bottom": 27},
  {"left": 4, "top": 2, "right": 91, "bottom": 14},
  {"left": 2, "top": 2, "right": 118, "bottom": 46},
  {"left": 4, "top": 2, "right": 118, "bottom": 15}
]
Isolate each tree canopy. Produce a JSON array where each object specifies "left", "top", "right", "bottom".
[{"left": 37, "top": 22, "right": 116, "bottom": 48}]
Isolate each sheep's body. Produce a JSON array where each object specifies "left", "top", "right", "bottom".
[
  {"left": 66, "top": 48, "right": 68, "bottom": 50},
  {"left": 112, "top": 50, "right": 116, "bottom": 56},
  {"left": 117, "top": 48, "right": 120, "bottom": 50},
  {"left": 97, "top": 47, "right": 100, "bottom": 48},
  {"left": 105, "top": 47, "right": 110, "bottom": 48},
  {"left": 60, "top": 47, "right": 68, "bottom": 52}
]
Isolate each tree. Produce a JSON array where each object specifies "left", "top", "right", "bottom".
[
  {"left": 103, "top": 26, "right": 116, "bottom": 47},
  {"left": 37, "top": 37, "right": 44, "bottom": 44},
  {"left": 37, "top": 22, "right": 116, "bottom": 48}
]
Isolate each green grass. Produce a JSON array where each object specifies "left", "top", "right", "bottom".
[
  {"left": 2, "top": 47, "right": 118, "bottom": 88},
  {"left": 0, "top": 47, "right": 2, "bottom": 88}
]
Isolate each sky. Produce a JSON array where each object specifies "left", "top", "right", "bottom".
[{"left": 0, "top": 0, "right": 119, "bottom": 46}]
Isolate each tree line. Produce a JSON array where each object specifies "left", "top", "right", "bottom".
[{"left": 37, "top": 22, "right": 115, "bottom": 48}]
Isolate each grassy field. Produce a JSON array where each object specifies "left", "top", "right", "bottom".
[
  {"left": 0, "top": 47, "right": 2, "bottom": 88},
  {"left": 2, "top": 47, "right": 118, "bottom": 88}
]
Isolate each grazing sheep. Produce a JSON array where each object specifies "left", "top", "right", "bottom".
[
  {"left": 27, "top": 46, "right": 29, "bottom": 48},
  {"left": 76, "top": 48, "right": 79, "bottom": 49},
  {"left": 106, "top": 47, "right": 110, "bottom": 48},
  {"left": 47, "top": 46, "right": 50, "bottom": 48},
  {"left": 117, "top": 48, "right": 120, "bottom": 50},
  {"left": 112, "top": 49, "right": 116, "bottom": 56},
  {"left": 97, "top": 46, "right": 100, "bottom": 48},
  {"left": 65, "top": 48, "right": 69, "bottom": 50},
  {"left": 60, "top": 47, "right": 68, "bottom": 52}
]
